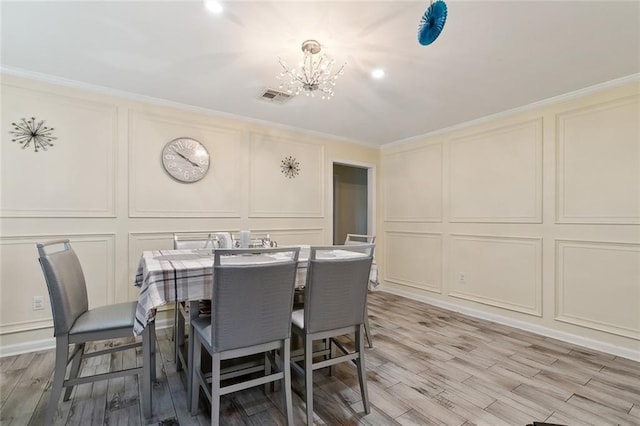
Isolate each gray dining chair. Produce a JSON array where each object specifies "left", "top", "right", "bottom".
[
  {"left": 344, "top": 233, "right": 376, "bottom": 245},
  {"left": 344, "top": 234, "right": 376, "bottom": 348},
  {"left": 190, "top": 247, "right": 300, "bottom": 426},
  {"left": 37, "top": 239, "right": 155, "bottom": 424},
  {"left": 291, "top": 244, "right": 374, "bottom": 425},
  {"left": 173, "top": 232, "right": 216, "bottom": 250}
]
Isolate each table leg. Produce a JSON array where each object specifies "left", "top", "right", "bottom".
[
  {"left": 186, "top": 300, "right": 199, "bottom": 405},
  {"left": 175, "top": 302, "right": 185, "bottom": 371}
]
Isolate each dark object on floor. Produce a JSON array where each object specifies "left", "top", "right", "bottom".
[{"left": 526, "top": 422, "right": 568, "bottom": 426}]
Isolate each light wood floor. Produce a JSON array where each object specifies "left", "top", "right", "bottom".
[{"left": 1, "top": 291, "right": 639, "bottom": 425}]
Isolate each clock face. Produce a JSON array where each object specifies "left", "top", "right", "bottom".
[{"left": 161, "top": 138, "right": 210, "bottom": 183}]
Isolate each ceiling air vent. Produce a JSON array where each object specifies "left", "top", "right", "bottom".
[{"left": 259, "top": 88, "right": 293, "bottom": 104}]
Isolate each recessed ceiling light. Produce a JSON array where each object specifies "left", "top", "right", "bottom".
[
  {"left": 371, "top": 68, "right": 385, "bottom": 79},
  {"left": 205, "top": 1, "right": 223, "bottom": 14}
]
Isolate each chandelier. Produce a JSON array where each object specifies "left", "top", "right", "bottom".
[{"left": 278, "top": 40, "right": 346, "bottom": 100}]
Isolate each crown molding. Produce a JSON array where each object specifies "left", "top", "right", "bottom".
[
  {"left": 384, "top": 73, "right": 640, "bottom": 149},
  {"left": 0, "top": 66, "right": 375, "bottom": 149},
  {"left": 3, "top": 66, "right": 638, "bottom": 150}
]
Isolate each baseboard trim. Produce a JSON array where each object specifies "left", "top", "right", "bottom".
[
  {"left": 5, "top": 290, "right": 638, "bottom": 362},
  {"left": 378, "top": 285, "right": 640, "bottom": 362},
  {"left": 0, "top": 318, "right": 173, "bottom": 358}
]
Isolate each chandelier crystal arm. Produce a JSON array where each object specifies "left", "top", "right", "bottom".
[{"left": 277, "top": 40, "right": 346, "bottom": 100}]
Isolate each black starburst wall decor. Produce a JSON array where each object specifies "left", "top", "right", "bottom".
[
  {"left": 280, "top": 156, "right": 300, "bottom": 178},
  {"left": 9, "top": 117, "right": 57, "bottom": 152}
]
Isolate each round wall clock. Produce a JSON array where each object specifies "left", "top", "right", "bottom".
[{"left": 161, "top": 137, "right": 210, "bottom": 183}]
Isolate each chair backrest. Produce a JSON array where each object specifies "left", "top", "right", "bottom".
[
  {"left": 344, "top": 234, "right": 376, "bottom": 245},
  {"left": 210, "top": 247, "right": 300, "bottom": 352},
  {"left": 213, "top": 232, "right": 233, "bottom": 249},
  {"left": 304, "top": 244, "right": 374, "bottom": 334},
  {"left": 173, "top": 232, "right": 215, "bottom": 249},
  {"left": 344, "top": 235, "right": 376, "bottom": 258},
  {"left": 36, "top": 239, "right": 89, "bottom": 337}
]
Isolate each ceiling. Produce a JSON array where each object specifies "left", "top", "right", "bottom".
[{"left": 2, "top": 1, "right": 639, "bottom": 147}]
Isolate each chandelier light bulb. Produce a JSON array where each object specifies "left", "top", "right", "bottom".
[
  {"left": 204, "top": 1, "right": 223, "bottom": 14},
  {"left": 371, "top": 68, "right": 385, "bottom": 79}
]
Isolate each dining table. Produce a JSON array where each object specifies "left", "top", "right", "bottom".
[
  {"left": 133, "top": 245, "right": 377, "bottom": 335},
  {"left": 132, "top": 244, "right": 378, "bottom": 400}
]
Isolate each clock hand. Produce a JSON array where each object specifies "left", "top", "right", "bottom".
[{"left": 175, "top": 151, "right": 201, "bottom": 168}]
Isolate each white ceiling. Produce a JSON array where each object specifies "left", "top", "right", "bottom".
[{"left": 2, "top": 1, "right": 639, "bottom": 147}]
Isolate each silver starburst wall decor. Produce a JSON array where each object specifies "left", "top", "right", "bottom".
[
  {"left": 9, "top": 117, "right": 57, "bottom": 152},
  {"left": 280, "top": 156, "right": 300, "bottom": 178}
]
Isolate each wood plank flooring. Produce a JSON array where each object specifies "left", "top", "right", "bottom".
[{"left": 1, "top": 291, "right": 639, "bottom": 425}]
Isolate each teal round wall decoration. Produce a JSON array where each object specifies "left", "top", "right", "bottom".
[{"left": 418, "top": 0, "right": 448, "bottom": 46}]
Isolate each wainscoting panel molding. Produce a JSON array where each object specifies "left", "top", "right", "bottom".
[
  {"left": 556, "top": 95, "right": 640, "bottom": 224},
  {"left": 449, "top": 234, "right": 542, "bottom": 316},
  {"left": 249, "top": 133, "right": 324, "bottom": 218},
  {"left": 383, "top": 231, "right": 442, "bottom": 293},
  {"left": 556, "top": 240, "right": 640, "bottom": 339},
  {"left": 128, "top": 110, "right": 243, "bottom": 217},
  {"left": 382, "top": 144, "right": 442, "bottom": 222},
  {"left": 449, "top": 119, "right": 542, "bottom": 223},
  {"left": 1, "top": 84, "right": 117, "bottom": 217},
  {"left": 0, "top": 234, "right": 116, "bottom": 335}
]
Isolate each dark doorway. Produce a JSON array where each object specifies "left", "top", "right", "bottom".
[{"left": 333, "top": 164, "right": 368, "bottom": 244}]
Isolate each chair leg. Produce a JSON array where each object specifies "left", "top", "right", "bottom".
[
  {"left": 190, "top": 332, "right": 202, "bottom": 415},
  {"left": 356, "top": 325, "right": 370, "bottom": 414},
  {"left": 304, "top": 335, "right": 314, "bottom": 426},
  {"left": 141, "top": 325, "right": 152, "bottom": 419},
  {"left": 264, "top": 351, "right": 272, "bottom": 394},
  {"left": 46, "top": 337, "right": 69, "bottom": 425},
  {"left": 211, "top": 353, "right": 221, "bottom": 426},
  {"left": 364, "top": 305, "right": 373, "bottom": 348},
  {"left": 281, "top": 338, "right": 293, "bottom": 426},
  {"left": 186, "top": 301, "right": 198, "bottom": 405},
  {"left": 63, "top": 342, "right": 84, "bottom": 401},
  {"left": 328, "top": 338, "right": 334, "bottom": 376}
]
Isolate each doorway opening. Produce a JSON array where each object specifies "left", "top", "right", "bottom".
[{"left": 332, "top": 162, "right": 375, "bottom": 244}]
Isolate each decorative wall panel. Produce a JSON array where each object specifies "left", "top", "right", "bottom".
[
  {"left": 449, "top": 235, "right": 542, "bottom": 316},
  {"left": 1, "top": 84, "right": 116, "bottom": 217},
  {"left": 557, "top": 96, "right": 640, "bottom": 224},
  {"left": 449, "top": 119, "right": 542, "bottom": 223},
  {"left": 249, "top": 133, "right": 324, "bottom": 217},
  {"left": 383, "top": 144, "right": 442, "bottom": 222},
  {"left": 129, "top": 111, "right": 243, "bottom": 217},
  {"left": 384, "top": 231, "right": 442, "bottom": 293},
  {"left": 0, "top": 234, "right": 115, "bottom": 335},
  {"left": 556, "top": 240, "right": 640, "bottom": 339}
]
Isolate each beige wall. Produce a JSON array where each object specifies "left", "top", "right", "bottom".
[
  {"left": 2, "top": 73, "right": 638, "bottom": 360},
  {"left": 379, "top": 81, "right": 640, "bottom": 360},
  {"left": 0, "top": 74, "right": 378, "bottom": 353}
]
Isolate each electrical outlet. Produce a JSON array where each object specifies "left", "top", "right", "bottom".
[
  {"left": 458, "top": 272, "right": 466, "bottom": 283},
  {"left": 32, "top": 295, "right": 45, "bottom": 311}
]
